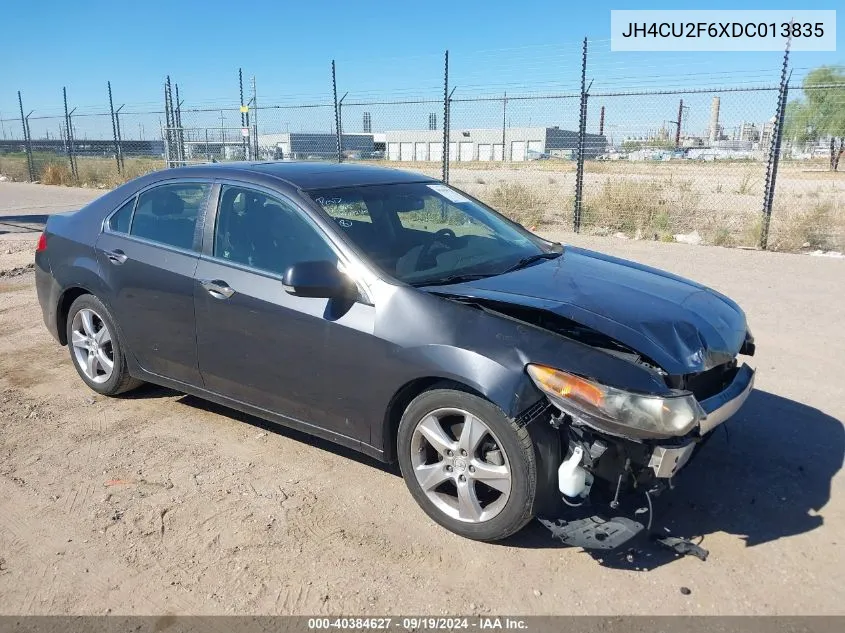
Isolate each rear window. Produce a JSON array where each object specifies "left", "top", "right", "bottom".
[{"left": 129, "top": 183, "right": 210, "bottom": 250}]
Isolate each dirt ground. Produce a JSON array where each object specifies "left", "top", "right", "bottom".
[{"left": 0, "top": 182, "right": 843, "bottom": 615}]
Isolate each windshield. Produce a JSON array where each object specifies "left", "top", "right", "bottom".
[{"left": 309, "top": 182, "right": 559, "bottom": 285}]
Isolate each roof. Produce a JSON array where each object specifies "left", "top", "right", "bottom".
[{"left": 174, "top": 161, "right": 437, "bottom": 190}]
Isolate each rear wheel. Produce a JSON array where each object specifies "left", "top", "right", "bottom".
[
  {"left": 65, "top": 295, "right": 142, "bottom": 396},
  {"left": 397, "top": 388, "right": 539, "bottom": 541}
]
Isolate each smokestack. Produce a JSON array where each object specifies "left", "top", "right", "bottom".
[
  {"left": 599, "top": 106, "right": 605, "bottom": 136},
  {"left": 709, "top": 96, "right": 721, "bottom": 145}
]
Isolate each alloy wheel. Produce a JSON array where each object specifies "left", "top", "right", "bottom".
[
  {"left": 410, "top": 407, "right": 512, "bottom": 523},
  {"left": 70, "top": 308, "right": 114, "bottom": 384}
]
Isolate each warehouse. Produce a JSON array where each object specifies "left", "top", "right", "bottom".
[
  {"left": 256, "top": 132, "right": 376, "bottom": 160},
  {"left": 384, "top": 126, "right": 607, "bottom": 162}
]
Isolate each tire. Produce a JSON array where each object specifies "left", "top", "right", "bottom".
[
  {"left": 65, "top": 294, "right": 142, "bottom": 396},
  {"left": 397, "top": 388, "right": 539, "bottom": 541}
]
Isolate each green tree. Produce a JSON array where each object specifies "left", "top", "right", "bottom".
[{"left": 783, "top": 66, "right": 845, "bottom": 170}]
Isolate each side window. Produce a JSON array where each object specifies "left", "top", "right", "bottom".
[
  {"left": 129, "top": 182, "right": 210, "bottom": 250},
  {"left": 108, "top": 197, "right": 135, "bottom": 233},
  {"left": 214, "top": 185, "right": 337, "bottom": 276}
]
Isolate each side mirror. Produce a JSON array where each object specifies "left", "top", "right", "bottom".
[{"left": 282, "top": 260, "right": 356, "bottom": 299}]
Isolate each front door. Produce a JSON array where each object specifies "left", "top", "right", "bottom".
[
  {"left": 193, "top": 183, "right": 377, "bottom": 443},
  {"left": 96, "top": 181, "right": 211, "bottom": 385}
]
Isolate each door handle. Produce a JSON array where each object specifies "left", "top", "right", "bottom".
[
  {"left": 106, "top": 249, "right": 127, "bottom": 265},
  {"left": 199, "top": 279, "right": 235, "bottom": 299}
]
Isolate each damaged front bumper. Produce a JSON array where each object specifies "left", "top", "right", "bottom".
[
  {"left": 647, "top": 363, "right": 755, "bottom": 478},
  {"left": 538, "top": 363, "right": 755, "bottom": 561}
]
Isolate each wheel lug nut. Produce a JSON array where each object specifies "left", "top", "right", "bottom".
[
  {"left": 446, "top": 465, "right": 453, "bottom": 472},
  {"left": 459, "top": 474, "right": 466, "bottom": 482},
  {"left": 446, "top": 450, "right": 453, "bottom": 457},
  {"left": 469, "top": 465, "right": 475, "bottom": 473},
  {"left": 460, "top": 449, "right": 467, "bottom": 456}
]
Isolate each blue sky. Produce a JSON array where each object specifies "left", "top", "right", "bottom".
[{"left": 0, "top": 1, "right": 841, "bottom": 139}]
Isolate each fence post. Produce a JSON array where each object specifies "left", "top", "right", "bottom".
[
  {"left": 63, "top": 87, "right": 78, "bottom": 181},
  {"left": 573, "top": 37, "right": 588, "bottom": 233},
  {"left": 175, "top": 83, "right": 186, "bottom": 164},
  {"left": 251, "top": 76, "right": 259, "bottom": 159},
  {"left": 18, "top": 91, "right": 34, "bottom": 181},
  {"left": 239, "top": 68, "right": 248, "bottom": 161},
  {"left": 332, "top": 60, "right": 342, "bottom": 163},
  {"left": 115, "top": 105, "right": 125, "bottom": 172},
  {"left": 441, "top": 50, "right": 450, "bottom": 183},
  {"left": 108, "top": 81, "right": 121, "bottom": 175},
  {"left": 501, "top": 91, "right": 507, "bottom": 162},
  {"left": 164, "top": 76, "right": 174, "bottom": 167},
  {"left": 760, "top": 39, "right": 791, "bottom": 250}
]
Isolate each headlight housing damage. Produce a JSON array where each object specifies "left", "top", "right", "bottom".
[{"left": 526, "top": 364, "right": 704, "bottom": 439}]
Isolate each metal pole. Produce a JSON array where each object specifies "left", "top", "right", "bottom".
[
  {"left": 332, "top": 60, "right": 342, "bottom": 162},
  {"left": 115, "top": 106, "right": 125, "bottom": 171},
  {"left": 18, "top": 92, "right": 34, "bottom": 181},
  {"left": 63, "top": 87, "right": 78, "bottom": 181},
  {"left": 108, "top": 81, "right": 121, "bottom": 174},
  {"left": 251, "top": 76, "right": 259, "bottom": 159},
  {"left": 573, "top": 37, "right": 588, "bottom": 233},
  {"left": 239, "top": 68, "right": 248, "bottom": 160},
  {"left": 441, "top": 50, "right": 449, "bottom": 182},
  {"left": 164, "top": 77, "right": 173, "bottom": 167},
  {"left": 501, "top": 91, "right": 507, "bottom": 162},
  {"left": 674, "top": 99, "right": 683, "bottom": 148},
  {"left": 175, "top": 83, "right": 185, "bottom": 164},
  {"left": 760, "top": 40, "right": 791, "bottom": 250},
  {"left": 25, "top": 113, "right": 34, "bottom": 179}
]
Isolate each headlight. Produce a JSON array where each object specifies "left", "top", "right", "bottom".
[{"left": 526, "top": 364, "right": 704, "bottom": 439}]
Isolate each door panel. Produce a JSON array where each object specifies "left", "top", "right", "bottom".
[
  {"left": 194, "top": 183, "right": 379, "bottom": 442},
  {"left": 95, "top": 181, "right": 209, "bottom": 385},
  {"left": 194, "top": 259, "right": 376, "bottom": 440},
  {"left": 96, "top": 232, "right": 201, "bottom": 384}
]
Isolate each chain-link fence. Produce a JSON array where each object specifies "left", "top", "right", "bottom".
[{"left": 2, "top": 42, "right": 844, "bottom": 251}]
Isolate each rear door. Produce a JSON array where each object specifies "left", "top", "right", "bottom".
[{"left": 96, "top": 180, "right": 211, "bottom": 385}]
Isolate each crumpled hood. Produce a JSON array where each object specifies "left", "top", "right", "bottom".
[{"left": 433, "top": 246, "right": 749, "bottom": 374}]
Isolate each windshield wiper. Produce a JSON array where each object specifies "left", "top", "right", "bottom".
[
  {"left": 411, "top": 273, "right": 496, "bottom": 287},
  {"left": 501, "top": 252, "right": 561, "bottom": 274}
]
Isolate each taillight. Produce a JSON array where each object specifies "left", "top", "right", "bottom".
[{"left": 36, "top": 232, "right": 47, "bottom": 252}]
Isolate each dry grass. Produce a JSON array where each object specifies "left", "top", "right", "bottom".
[
  {"left": 483, "top": 182, "right": 546, "bottom": 228},
  {"left": 0, "top": 155, "right": 165, "bottom": 188},
  {"left": 581, "top": 178, "right": 679, "bottom": 239}
]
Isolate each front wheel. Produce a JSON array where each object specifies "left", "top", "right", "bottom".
[{"left": 397, "top": 388, "right": 539, "bottom": 541}]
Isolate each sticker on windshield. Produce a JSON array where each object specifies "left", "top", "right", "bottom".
[{"left": 427, "top": 184, "right": 470, "bottom": 204}]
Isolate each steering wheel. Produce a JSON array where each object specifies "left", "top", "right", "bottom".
[{"left": 417, "top": 228, "right": 457, "bottom": 270}]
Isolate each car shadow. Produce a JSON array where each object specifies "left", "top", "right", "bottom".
[
  {"left": 507, "top": 389, "right": 844, "bottom": 569},
  {"left": 174, "top": 393, "right": 400, "bottom": 476},
  {"left": 128, "top": 384, "right": 842, "bottom": 569}
]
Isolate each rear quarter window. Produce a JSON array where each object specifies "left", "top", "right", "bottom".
[{"left": 108, "top": 198, "right": 135, "bottom": 233}]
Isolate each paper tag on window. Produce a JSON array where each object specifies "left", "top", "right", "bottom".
[{"left": 427, "top": 184, "right": 469, "bottom": 204}]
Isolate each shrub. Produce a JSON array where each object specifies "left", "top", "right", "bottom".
[{"left": 484, "top": 182, "right": 546, "bottom": 228}]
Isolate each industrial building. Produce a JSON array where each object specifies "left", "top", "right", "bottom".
[
  {"left": 255, "top": 132, "right": 376, "bottom": 160},
  {"left": 384, "top": 127, "right": 607, "bottom": 162}
]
